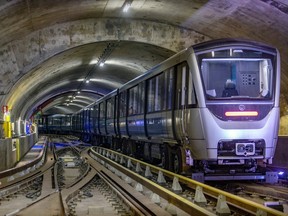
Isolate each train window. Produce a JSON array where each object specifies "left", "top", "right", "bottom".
[
  {"left": 107, "top": 98, "right": 114, "bottom": 118},
  {"left": 165, "top": 67, "right": 174, "bottom": 110},
  {"left": 147, "top": 73, "right": 165, "bottom": 112},
  {"left": 115, "top": 95, "right": 119, "bottom": 119},
  {"left": 90, "top": 105, "right": 96, "bottom": 132},
  {"left": 99, "top": 102, "right": 105, "bottom": 119},
  {"left": 119, "top": 92, "right": 127, "bottom": 117},
  {"left": 80, "top": 112, "right": 84, "bottom": 131},
  {"left": 129, "top": 82, "right": 145, "bottom": 115},
  {"left": 147, "top": 68, "right": 175, "bottom": 112},
  {"left": 156, "top": 73, "right": 165, "bottom": 111},
  {"left": 128, "top": 86, "right": 136, "bottom": 115},
  {"left": 181, "top": 65, "right": 187, "bottom": 106},
  {"left": 148, "top": 78, "right": 155, "bottom": 112},
  {"left": 197, "top": 48, "right": 275, "bottom": 100},
  {"left": 176, "top": 62, "right": 196, "bottom": 108},
  {"left": 84, "top": 110, "right": 90, "bottom": 131},
  {"left": 139, "top": 82, "right": 145, "bottom": 113},
  {"left": 187, "top": 68, "right": 197, "bottom": 105}
]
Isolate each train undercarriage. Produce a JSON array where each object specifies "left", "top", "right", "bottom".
[{"left": 84, "top": 133, "right": 277, "bottom": 182}]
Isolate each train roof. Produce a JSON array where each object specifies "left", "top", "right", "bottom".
[
  {"left": 76, "top": 38, "right": 278, "bottom": 113},
  {"left": 86, "top": 44, "right": 191, "bottom": 108},
  {"left": 118, "top": 48, "right": 190, "bottom": 92},
  {"left": 192, "top": 38, "right": 278, "bottom": 54},
  {"left": 117, "top": 38, "right": 278, "bottom": 92}
]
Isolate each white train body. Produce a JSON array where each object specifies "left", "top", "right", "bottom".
[{"left": 43, "top": 39, "right": 280, "bottom": 180}]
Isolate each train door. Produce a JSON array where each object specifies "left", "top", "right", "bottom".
[
  {"left": 172, "top": 62, "right": 197, "bottom": 173},
  {"left": 174, "top": 62, "right": 193, "bottom": 140}
]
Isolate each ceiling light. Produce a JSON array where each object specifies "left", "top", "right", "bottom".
[
  {"left": 99, "top": 62, "right": 105, "bottom": 67},
  {"left": 123, "top": 3, "right": 131, "bottom": 12},
  {"left": 77, "top": 91, "right": 80, "bottom": 94},
  {"left": 123, "top": 0, "right": 132, "bottom": 12},
  {"left": 89, "top": 59, "right": 98, "bottom": 65},
  {"left": 85, "top": 79, "right": 90, "bottom": 83}
]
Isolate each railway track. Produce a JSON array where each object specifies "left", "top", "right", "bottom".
[
  {"left": 1, "top": 135, "right": 286, "bottom": 215},
  {"left": 215, "top": 181, "right": 288, "bottom": 213},
  {"left": 89, "top": 146, "right": 287, "bottom": 216},
  {"left": 0, "top": 136, "right": 174, "bottom": 215}
]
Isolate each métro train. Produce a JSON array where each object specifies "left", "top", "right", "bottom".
[{"left": 39, "top": 38, "right": 281, "bottom": 180}]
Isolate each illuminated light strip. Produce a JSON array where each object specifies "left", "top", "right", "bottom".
[{"left": 225, "top": 111, "right": 258, "bottom": 117}]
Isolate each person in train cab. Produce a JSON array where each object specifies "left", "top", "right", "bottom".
[{"left": 222, "top": 79, "right": 238, "bottom": 97}]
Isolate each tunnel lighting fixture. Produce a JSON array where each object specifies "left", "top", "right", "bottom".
[
  {"left": 77, "top": 42, "right": 118, "bottom": 94},
  {"left": 278, "top": 171, "right": 284, "bottom": 175},
  {"left": 233, "top": 49, "right": 243, "bottom": 53},
  {"left": 89, "top": 59, "right": 98, "bottom": 65},
  {"left": 211, "top": 51, "right": 215, "bottom": 57},
  {"left": 122, "top": 0, "right": 133, "bottom": 12}
]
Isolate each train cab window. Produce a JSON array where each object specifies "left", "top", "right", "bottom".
[{"left": 197, "top": 48, "right": 275, "bottom": 100}]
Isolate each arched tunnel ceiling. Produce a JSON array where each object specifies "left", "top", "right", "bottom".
[{"left": 0, "top": 0, "right": 288, "bottom": 121}]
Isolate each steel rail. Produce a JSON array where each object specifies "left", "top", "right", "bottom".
[
  {"left": 90, "top": 147, "right": 216, "bottom": 216},
  {"left": 91, "top": 146, "right": 286, "bottom": 216},
  {"left": 84, "top": 149, "right": 175, "bottom": 216}
]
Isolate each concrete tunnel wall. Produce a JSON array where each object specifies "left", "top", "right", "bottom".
[{"left": 1, "top": 18, "right": 210, "bottom": 120}]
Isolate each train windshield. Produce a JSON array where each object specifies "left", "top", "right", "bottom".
[{"left": 197, "top": 48, "right": 275, "bottom": 100}]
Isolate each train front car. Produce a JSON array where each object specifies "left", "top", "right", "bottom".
[{"left": 190, "top": 39, "right": 280, "bottom": 180}]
